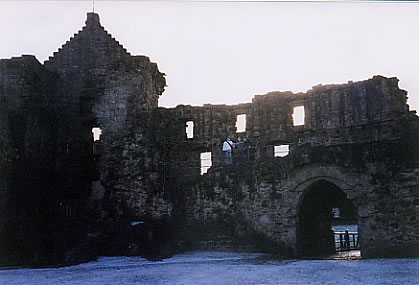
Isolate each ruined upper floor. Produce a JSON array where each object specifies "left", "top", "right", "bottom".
[{"left": 156, "top": 76, "right": 413, "bottom": 151}]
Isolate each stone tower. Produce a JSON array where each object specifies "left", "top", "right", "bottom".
[{"left": 0, "top": 13, "right": 166, "bottom": 265}]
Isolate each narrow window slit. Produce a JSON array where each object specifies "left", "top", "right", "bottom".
[{"left": 186, "top": 121, "right": 194, "bottom": 139}]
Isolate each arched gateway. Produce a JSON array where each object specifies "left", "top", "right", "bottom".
[
  {"left": 297, "top": 179, "right": 358, "bottom": 256},
  {"left": 282, "top": 166, "right": 368, "bottom": 257}
]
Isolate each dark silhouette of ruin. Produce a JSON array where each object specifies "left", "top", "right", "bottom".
[{"left": 0, "top": 13, "right": 418, "bottom": 266}]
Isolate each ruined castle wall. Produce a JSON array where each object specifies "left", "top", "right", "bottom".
[
  {"left": 0, "top": 55, "right": 57, "bottom": 264},
  {"left": 156, "top": 76, "right": 418, "bottom": 257},
  {"left": 304, "top": 77, "right": 408, "bottom": 130},
  {"left": 0, "top": 13, "right": 417, "bottom": 263},
  {"left": 92, "top": 57, "right": 168, "bottom": 220}
]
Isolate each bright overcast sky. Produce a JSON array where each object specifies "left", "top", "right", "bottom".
[{"left": 0, "top": 1, "right": 418, "bottom": 111}]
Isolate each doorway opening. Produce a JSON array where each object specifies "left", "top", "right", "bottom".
[{"left": 298, "top": 180, "right": 358, "bottom": 257}]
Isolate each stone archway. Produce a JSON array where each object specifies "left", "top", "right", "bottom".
[
  {"left": 297, "top": 179, "right": 357, "bottom": 256},
  {"left": 278, "top": 165, "right": 370, "bottom": 257}
]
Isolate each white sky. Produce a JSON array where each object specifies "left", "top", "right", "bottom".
[{"left": 0, "top": 1, "right": 418, "bottom": 111}]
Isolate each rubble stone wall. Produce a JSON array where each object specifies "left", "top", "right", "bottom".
[
  {"left": 42, "top": 13, "right": 167, "bottom": 258},
  {"left": 156, "top": 76, "right": 419, "bottom": 257},
  {"left": 0, "top": 55, "right": 57, "bottom": 264}
]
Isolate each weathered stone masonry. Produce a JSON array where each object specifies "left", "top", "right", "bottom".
[
  {"left": 0, "top": 13, "right": 166, "bottom": 265},
  {"left": 0, "top": 13, "right": 418, "bottom": 265},
  {"left": 156, "top": 77, "right": 419, "bottom": 258}
]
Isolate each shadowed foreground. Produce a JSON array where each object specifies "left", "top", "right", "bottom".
[{"left": 0, "top": 251, "right": 418, "bottom": 285}]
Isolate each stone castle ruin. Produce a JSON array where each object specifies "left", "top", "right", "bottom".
[{"left": 0, "top": 13, "right": 418, "bottom": 265}]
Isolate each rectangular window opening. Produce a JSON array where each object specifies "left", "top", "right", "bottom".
[
  {"left": 292, "top": 106, "right": 305, "bottom": 126},
  {"left": 186, "top": 121, "right": 194, "bottom": 139},
  {"left": 236, "top": 114, "right": 247, "bottom": 133},
  {"left": 274, "top": 145, "right": 289, "bottom": 157},
  {"left": 200, "top": 152, "right": 212, "bottom": 175},
  {"left": 92, "top": 127, "right": 102, "bottom": 141}
]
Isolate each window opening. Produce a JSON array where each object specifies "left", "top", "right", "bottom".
[
  {"left": 186, "top": 121, "right": 194, "bottom": 139},
  {"left": 92, "top": 127, "right": 102, "bottom": 141},
  {"left": 292, "top": 106, "right": 305, "bottom": 126},
  {"left": 235, "top": 114, "right": 246, "bottom": 133},
  {"left": 274, "top": 145, "right": 289, "bottom": 157},
  {"left": 200, "top": 152, "right": 212, "bottom": 175}
]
